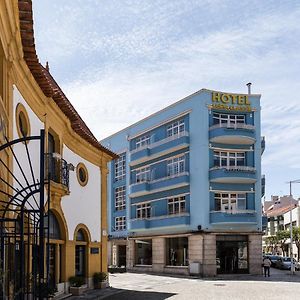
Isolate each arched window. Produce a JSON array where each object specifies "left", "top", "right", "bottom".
[
  {"left": 45, "top": 210, "right": 61, "bottom": 240},
  {"left": 76, "top": 229, "right": 86, "bottom": 241}
]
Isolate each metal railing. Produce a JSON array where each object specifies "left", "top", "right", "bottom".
[
  {"left": 45, "top": 153, "right": 70, "bottom": 189},
  {"left": 210, "top": 166, "right": 256, "bottom": 172},
  {"left": 209, "top": 123, "right": 255, "bottom": 131},
  {"left": 130, "top": 131, "right": 189, "bottom": 154}
]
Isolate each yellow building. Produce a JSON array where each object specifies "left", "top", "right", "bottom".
[{"left": 0, "top": 0, "right": 117, "bottom": 298}]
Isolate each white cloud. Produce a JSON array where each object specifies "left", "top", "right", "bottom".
[{"left": 32, "top": 0, "right": 300, "bottom": 198}]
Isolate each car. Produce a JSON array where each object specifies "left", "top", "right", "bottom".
[
  {"left": 274, "top": 257, "right": 300, "bottom": 270},
  {"left": 263, "top": 255, "right": 281, "bottom": 267}
]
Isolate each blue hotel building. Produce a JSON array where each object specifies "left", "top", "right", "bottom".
[{"left": 101, "top": 87, "right": 264, "bottom": 276}]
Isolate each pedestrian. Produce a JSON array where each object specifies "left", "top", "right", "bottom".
[{"left": 263, "top": 256, "right": 272, "bottom": 277}]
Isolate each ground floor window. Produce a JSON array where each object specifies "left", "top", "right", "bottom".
[
  {"left": 166, "top": 237, "right": 188, "bottom": 266},
  {"left": 216, "top": 235, "right": 248, "bottom": 274},
  {"left": 135, "top": 239, "right": 152, "bottom": 265},
  {"left": 75, "top": 245, "right": 86, "bottom": 276}
]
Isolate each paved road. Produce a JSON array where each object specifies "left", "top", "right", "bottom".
[{"left": 106, "top": 268, "right": 300, "bottom": 300}]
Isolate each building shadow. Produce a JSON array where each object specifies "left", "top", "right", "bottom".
[{"left": 104, "top": 289, "right": 176, "bottom": 299}]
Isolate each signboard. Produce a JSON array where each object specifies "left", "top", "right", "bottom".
[
  {"left": 90, "top": 247, "right": 100, "bottom": 254},
  {"left": 210, "top": 92, "right": 252, "bottom": 112}
]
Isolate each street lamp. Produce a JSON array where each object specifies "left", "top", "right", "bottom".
[{"left": 287, "top": 179, "right": 300, "bottom": 274}]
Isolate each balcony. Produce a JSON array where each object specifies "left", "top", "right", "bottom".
[
  {"left": 130, "top": 172, "right": 190, "bottom": 197},
  {"left": 45, "top": 153, "right": 70, "bottom": 192},
  {"left": 210, "top": 210, "right": 257, "bottom": 224},
  {"left": 209, "top": 123, "right": 255, "bottom": 145},
  {"left": 261, "top": 136, "right": 265, "bottom": 154},
  {"left": 130, "top": 213, "right": 190, "bottom": 231},
  {"left": 130, "top": 132, "right": 189, "bottom": 165},
  {"left": 261, "top": 175, "right": 265, "bottom": 198},
  {"left": 209, "top": 166, "right": 256, "bottom": 183}
]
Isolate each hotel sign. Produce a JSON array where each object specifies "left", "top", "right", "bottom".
[{"left": 211, "top": 92, "right": 252, "bottom": 112}]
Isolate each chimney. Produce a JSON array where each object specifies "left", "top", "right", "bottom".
[
  {"left": 246, "top": 82, "right": 252, "bottom": 94},
  {"left": 45, "top": 61, "right": 49, "bottom": 71}
]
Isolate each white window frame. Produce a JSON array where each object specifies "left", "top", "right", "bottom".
[
  {"left": 115, "top": 186, "right": 126, "bottom": 211},
  {"left": 115, "top": 216, "right": 126, "bottom": 231},
  {"left": 115, "top": 154, "right": 126, "bottom": 181},
  {"left": 136, "top": 203, "right": 151, "bottom": 219},
  {"left": 214, "top": 193, "right": 246, "bottom": 213},
  {"left": 168, "top": 196, "right": 186, "bottom": 215},
  {"left": 136, "top": 167, "right": 150, "bottom": 183},
  {"left": 167, "top": 119, "right": 185, "bottom": 137},
  {"left": 213, "top": 151, "right": 245, "bottom": 167},
  {"left": 213, "top": 113, "right": 245, "bottom": 126},
  {"left": 167, "top": 155, "right": 185, "bottom": 176},
  {"left": 136, "top": 135, "right": 150, "bottom": 149}
]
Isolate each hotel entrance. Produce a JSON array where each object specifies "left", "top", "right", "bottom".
[{"left": 216, "top": 235, "right": 248, "bottom": 274}]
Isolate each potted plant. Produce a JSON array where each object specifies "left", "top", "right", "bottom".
[
  {"left": 69, "top": 276, "right": 87, "bottom": 296},
  {"left": 93, "top": 272, "right": 108, "bottom": 289}
]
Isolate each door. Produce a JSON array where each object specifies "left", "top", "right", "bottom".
[
  {"left": 118, "top": 245, "right": 126, "bottom": 267},
  {"left": 49, "top": 244, "right": 56, "bottom": 287},
  {"left": 216, "top": 240, "right": 248, "bottom": 274}
]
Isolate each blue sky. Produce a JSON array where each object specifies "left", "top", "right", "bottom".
[{"left": 32, "top": 0, "right": 300, "bottom": 200}]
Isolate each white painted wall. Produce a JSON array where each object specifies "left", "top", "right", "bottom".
[
  {"left": 62, "top": 145, "right": 101, "bottom": 242},
  {"left": 12, "top": 86, "right": 102, "bottom": 242},
  {"left": 12, "top": 86, "right": 44, "bottom": 210}
]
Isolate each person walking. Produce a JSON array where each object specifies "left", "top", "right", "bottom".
[{"left": 263, "top": 256, "right": 272, "bottom": 277}]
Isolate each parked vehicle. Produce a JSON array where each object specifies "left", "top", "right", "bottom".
[
  {"left": 274, "top": 257, "right": 300, "bottom": 270},
  {"left": 263, "top": 255, "right": 281, "bottom": 267}
]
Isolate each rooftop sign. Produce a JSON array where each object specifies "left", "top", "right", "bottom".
[{"left": 211, "top": 92, "right": 252, "bottom": 112}]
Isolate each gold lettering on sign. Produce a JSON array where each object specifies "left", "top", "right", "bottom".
[{"left": 211, "top": 92, "right": 251, "bottom": 111}]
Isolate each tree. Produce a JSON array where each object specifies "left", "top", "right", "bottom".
[
  {"left": 276, "top": 230, "right": 290, "bottom": 256},
  {"left": 264, "top": 235, "right": 278, "bottom": 254},
  {"left": 292, "top": 227, "right": 300, "bottom": 260}
]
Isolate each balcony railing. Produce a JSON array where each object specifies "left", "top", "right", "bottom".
[
  {"left": 45, "top": 153, "right": 70, "bottom": 189},
  {"left": 209, "top": 123, "right": 255, "bottom": 131},
  {"left": 210, "top": 166, "right": 256, "bottom": 172},
  {"left": 211, "top": 210, "right": 256, "bottom": 214},
  {"left": 131, "top": 171, "right": 189, "bottom": 187},
  {"left": 130, "top": 131, "right": 189, "bottom": 154}
]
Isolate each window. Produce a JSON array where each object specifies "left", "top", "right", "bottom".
[
  {"left": 15, "top": 103, "right": 31, "bottom": 139},
  {"left": 115, "top": 216, "right": 126, "bottom": 231},
  {"left": 215, "top": 193, "right": 246, "bottom": 213},
  {"left": 136, "top": 203, "right": 151, "bottom": 219},
  {"left": 167, "top": 155, "right": 185, "bottom": 176},
  {"left": 166, "top": 237, "right": 188, "bottom": 266},
  {"left": 136, "top": 167, "right": 150, "bottom": 183},
  {"left": 44, "top": 211, "right": 61, "bottom": 240},
  {"left": 115, "top": 186, "right": 126, "bottom": 211},
  {"left": 168, "top": 196, "right": 186, "bottom": 215},
  {"left": 115, "top": 154, "right": 126, "bottom": 181},
  {"left": 136, "top": 135, "right": 150, "bottom": 149},
  {"left": 213, "top": 151, "right": 245, "bottom": 167},
  {"left": 213, "top": 113, "right": 245, "bottom": 126},
  {"left": 76, "top": 163, "right": 88, "bottom": 186},
  {"left": 167, "top": 119, "right": 185, "bottom": 137},
  {"left": 135, "top": 239, "right": 152, "bottom": 265}
]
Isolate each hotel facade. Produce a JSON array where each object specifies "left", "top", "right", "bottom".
[
  {"left": 102, "top": 88, "right": 265, "bottom": 276},
  {"left": 0, "top": 1, "right": 116, "bottom": 298}
]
